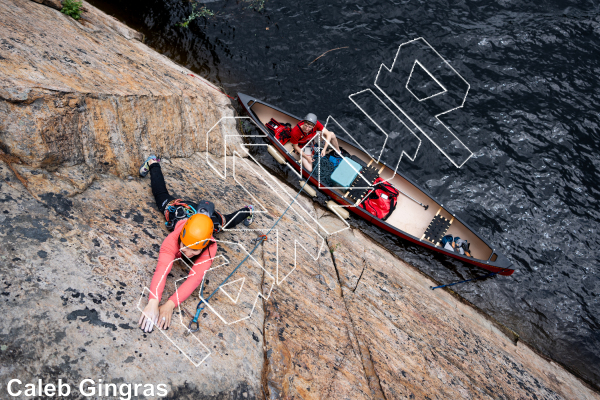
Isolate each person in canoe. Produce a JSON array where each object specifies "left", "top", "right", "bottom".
[
  {"left": 137, "top": 155, "right": 255, "bottom": 333},
  {"left": 290, "top": 113, "right": 342, "bottom": 171}
]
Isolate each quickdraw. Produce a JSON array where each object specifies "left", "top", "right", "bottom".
[{"left": 251, "top": 235, "right": 268, "bottom": 244}]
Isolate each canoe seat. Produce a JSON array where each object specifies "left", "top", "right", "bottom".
[
  {"left": 346, "top": 164, "right": 380, "bottom": 204},
  {"left": 421, "top": 209, "right": 452, "bottom": 246}
]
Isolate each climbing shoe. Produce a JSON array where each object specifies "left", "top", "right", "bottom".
[
  {"left": 139, "top": 155, "right": 160, "bottom": 177},
  {"left": 243, "top": 205, "right": 254, "bottom": 227}
]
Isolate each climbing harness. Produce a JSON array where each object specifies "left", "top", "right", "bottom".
[
  {"left": 187, "top": 168, "right": 318, "bottom": 333},
  {"left": 164, "top": 199, "right": 197, "bottom": 230}
]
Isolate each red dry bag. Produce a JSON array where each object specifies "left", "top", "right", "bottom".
[{"left": 359, "top": 177, "right": 400, "bottom": 220}]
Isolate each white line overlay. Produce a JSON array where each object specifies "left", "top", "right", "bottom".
[{"left": 374, "top": 37, "right": 472, "bottom": 168}]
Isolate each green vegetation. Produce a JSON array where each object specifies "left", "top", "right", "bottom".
[
  {"left": 329, "top": 243, "right": 340, "bottom": 255},
  {"left": 177, "top": 2, "right": 214, "bottom": 28},
  {"left": 177, "top": 0, "right": 267, "bottom": 28},
  {"left": 61, "top": 0, "right": 83, "bottom": 20}
]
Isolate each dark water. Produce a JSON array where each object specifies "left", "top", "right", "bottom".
[{"left": 89, "top": 0, "right": 600, "bottom": 387}]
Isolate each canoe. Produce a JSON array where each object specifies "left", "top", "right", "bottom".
[{"left": 238, "top": 93, "right": 514, "bottom": 276}]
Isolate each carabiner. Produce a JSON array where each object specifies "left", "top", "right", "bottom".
[
  {"left": 175, "top": 206, "right": 187, "bottom": 219},
  {"left": 187, "top": 304, "right": 205, "bottom": 333},
  {"left": 188, "top": 319, "right": 200, "bottom": 333}
]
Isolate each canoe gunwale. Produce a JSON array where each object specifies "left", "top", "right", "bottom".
[{"left": 237, "top": 93, "right": 514, "bottom": 275}]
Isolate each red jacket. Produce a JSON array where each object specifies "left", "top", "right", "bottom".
[
  {"left": 148, "top": 220, "right": 217, "bottom": 307},
  {"left": 290, "top": 121, "right": 324, "bottom": 147}
]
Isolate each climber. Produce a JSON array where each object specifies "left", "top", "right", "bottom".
[
  {"left": 137, "top": 155, "right": 254, "bottom": 333},
  {"left": 290, "top": 113, "right": 341, "bottom": 172}
]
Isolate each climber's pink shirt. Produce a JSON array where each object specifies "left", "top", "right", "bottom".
[{"left": 148, "top": 219, "right": 217, "bottom": 307}]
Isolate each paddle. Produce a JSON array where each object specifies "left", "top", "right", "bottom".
[{"left": 393, "top": 185, "right": 429, "bottom": 210}]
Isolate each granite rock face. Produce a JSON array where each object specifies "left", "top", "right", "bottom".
[
  {"left": 319, "top": 214, "right": 598, "bottom": 399},
  {"left": 0, "top": 0, "right": 599, "bottom": 399},
  {"left": 0, "top": 0, "right": 242, "bottom": 180}
]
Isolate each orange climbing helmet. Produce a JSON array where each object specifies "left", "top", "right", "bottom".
[{"left": 180, "top": 214, "right": 214, "bottom": 250}]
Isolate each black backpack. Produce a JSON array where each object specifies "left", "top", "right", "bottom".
[{"left": 196, "top": 200, "right": 224, "bottom": 233}]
